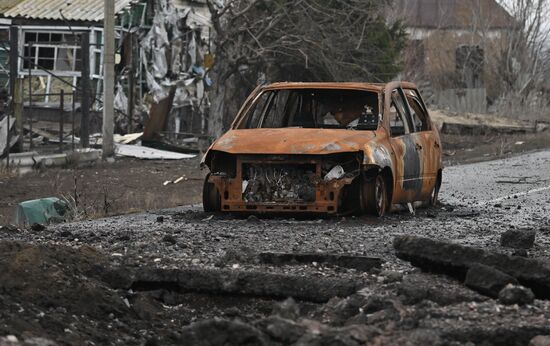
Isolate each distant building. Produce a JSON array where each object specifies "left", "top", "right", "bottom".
[{"left": 393, "top": 0, "right": 515, "bottom": 113}]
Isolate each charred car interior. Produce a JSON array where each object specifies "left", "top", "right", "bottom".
[{"left": 202, "top": 82, "right": 443, "bottom": 216}]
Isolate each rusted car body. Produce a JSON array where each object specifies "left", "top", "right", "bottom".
[{"left": 202, "top": 81, "right": 443, "bottom": 216}]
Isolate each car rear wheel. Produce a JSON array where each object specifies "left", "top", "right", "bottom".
[
  {"left": 202, "top": 173, "right": 221, "bottom": 212},
  {"left": 364, "top": 175, "right": 389, "bottom": 217}
]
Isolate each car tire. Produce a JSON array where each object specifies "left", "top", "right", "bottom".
[
  {"left": 364, "top": 174, "right": 388, "bottom": 217},
  {"left": 202, "top": 173, "right": 221, "bottom": 212}
]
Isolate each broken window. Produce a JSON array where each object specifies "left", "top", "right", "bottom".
[
  {"left": 389, "top": 89, "right": 412, "bottom": 137},
  {"left": 241, "top": 89, "right": 380, "bottom": 130},
  {"left": 404, "top": 89, "right": 431, "bottom": 132},
  {"left": 456, "top": 45, "right": 484, "bottom": 88},
  {"left": 22, "top": 31, "right": 82, "bottom": 73}
]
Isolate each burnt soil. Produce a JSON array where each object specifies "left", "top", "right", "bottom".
[{"left": 0, "top": 131, "right": 550, "bottom": 345}]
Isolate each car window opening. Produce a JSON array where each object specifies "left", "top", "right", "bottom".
[{"left": 241, "top": 89, "right": 380, "bottom": 130}]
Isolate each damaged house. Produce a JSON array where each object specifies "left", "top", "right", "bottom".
[
  {"left": 0, "top": 0, "right": 212, "bottom": 153},
  {"left": 394, "top": 0, "right": 515, "bottom": 113}
]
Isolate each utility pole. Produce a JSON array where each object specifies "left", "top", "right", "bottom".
[{"left": 102, "top": 0, "right": 115, "bottom": 158}]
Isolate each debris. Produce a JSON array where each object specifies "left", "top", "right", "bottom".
[
  {"left": 464, "top": 263, "right": 518, "bottom": 297},
  {"left": 324, "top": 165, "right": 345, "bottom": 181},
  {"left": 161, "top": 234, "right": 177, "bottom": 245},
  {"left": 113, "top": 132, "right": 143, "bottom": 144},
  {"left": 30, "top": 223, "right": 46, "bottom": 232},
  {"left": 393, "top": 236, "right": 550, "bottom": 298},
  {"left": 500, "top": 229, "right": 536, "bottom": 249},
  {"left": 258, "top": 252, "right": 383, "bottom": 272},
  {"left": 407, "top": 203, "right": 415, "bottom": 215},
  {"left": 173, "top": 176, "right": 185, "bottom": 184},
  {"left": 498, "top": 284, "right": 535, "bottom": 305},
  {"left": 179, "top": 319, "right": 269, "bottom": 346},
  {"left": 15, "top": 197, "right": 69, "bottom": 225},
  {"left": 132, "top": 268, "right": 363, "bottom": 303},
  {"left": 272, "top": 297, "right": 300, "bottom": 320},
  {"left": 115, "top": 143, "right": 195, "bottom": 160},
  {"left": 0, "top": 116, "right": 18, "bottom": 157},
  {"left": 530, "top": 335, "right": 550, "bottom": 346},
  {"left": 163, "top": 180, "right": 172, "bottom": 186},
  {"left": 254, "top": 316, "right": 306, "bottom": 344},
  {"left": 156, "top": 216, "right": 164, "bottom": 223}
]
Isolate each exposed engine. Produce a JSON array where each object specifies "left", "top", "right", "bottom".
[{"left": 242, "top": 164, "right": 318, "bottom": 203}]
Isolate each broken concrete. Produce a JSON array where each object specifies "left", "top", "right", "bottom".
[
  {"left": 500, "top": 228, "right": 536, "bottom": 249},
  {"left": 393, "top": 236, "right": 550, "bottom": 298},
  {"left": 132, "top": 268, "right": 364, "bottom": 303},
  {"left": 258, "top": 252, "right": 383, "bottom": 272},
  {"left": 498, "top": 284, "right": 535, "bottom": 305},
  {"left": 464, "top": 263, "right": 518, "bottom": 297}
]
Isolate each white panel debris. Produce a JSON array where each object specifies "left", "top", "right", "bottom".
[{"left": 115, "top": 143, "right": 196, "bottom": 160}]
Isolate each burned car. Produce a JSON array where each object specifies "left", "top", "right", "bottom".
[{"left": 201, "top": 81, "right": 442, "bottom": 216}]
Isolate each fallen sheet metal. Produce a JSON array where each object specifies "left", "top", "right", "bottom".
[{"left": 115, "top": 143, "right": 195, "bottom": 160}]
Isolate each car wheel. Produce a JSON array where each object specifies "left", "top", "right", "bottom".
[
  {"left": 202, "top": 173, "right": 221, "bottom": 212},
  {"left": 364, "top": 175, "right": 388, "bottom": 217}
]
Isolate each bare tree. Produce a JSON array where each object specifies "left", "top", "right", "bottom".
[
  {"left": 206, "top": 0, "right": 406, "bottom": 136},
  {"left": 495, "top": 0, "right": 550, "bottom": 117}
]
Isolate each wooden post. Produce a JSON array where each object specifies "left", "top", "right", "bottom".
[
  {"left": 59, "top": 89, "right": 64, "bottom": 153},
  {"left": 127, "top": 32, "right": 135, "bottom": 134},
  {"left": 80, "top": 32, "right": 91, "bottom": 148},
  {"left": 27, "top": 41, "right": 33, "bottom": 150},
  {"left": 102, "top": 0, "right": 115, "bottom": 158},
  {"left": 9, "top": 26, "right": 22, "bottom": 152}
]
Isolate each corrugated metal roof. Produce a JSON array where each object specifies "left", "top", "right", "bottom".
[
  {"left": 4, "top": 0, "right": 136, "bottom": 22},
  {"left": 0, "top": 0, "right": 25, "bottom": 14}
]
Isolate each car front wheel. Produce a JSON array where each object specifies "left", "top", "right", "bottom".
[
  {"left": 202, "top": 173, "right": 221, "bottom": 212},
  {"left": 364, "top": 174, "right": 389, "bottom": 217}
]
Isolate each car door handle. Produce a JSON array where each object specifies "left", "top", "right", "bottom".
[{"left": 415, "top": 143, "right": 423, "bottom": 151}]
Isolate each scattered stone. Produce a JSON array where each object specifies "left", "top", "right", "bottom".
[
  {"left": 379, "top": 270, "right": 403, "bottom": 283},
  {"left": 179, "top": 319, "right": 268, "bottom": 346},
  {"left": 464, "top": 263, "right": 518, "bottom": 298},
  {"left": 247, "top": 215, "right": 260, "bottom": 223},
  {"left": 259, "top": 252, "right": 382, "bottom": 272},
  {"left": 512, "top": 249, "right": 528, "bottom": 257},
  {"left": 0, "top": 224, "right": 20, "bottom": 233},
  {"left": 498, "top": 284, "right": 535, "bottom": 305},
  {"left": 500, "top": 229, "right": 536, "bottom": 249},
  {"left": 30, "top": 223, "right": 46, "bottom": 232},
  {"left": 254, "top": 316, "right": 306, "bottom": 343},
  {"left": 156, "top": 216, "right": 164, "bottom": 223},
  {"left": 161, "top": 234, "right": 177, "bottom": 245},
  {"left": 530, "top": 335, "right": 550, "bottom": 346},
  {"left": 272, "top": 297, "right": 300, "bottom": 320},
  {"left": 58, "top": 230, "right": 72, "bottom": 238}
]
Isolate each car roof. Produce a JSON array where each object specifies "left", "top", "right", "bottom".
[{"left": 260, "top": 81, "right": 419, "bottom": 93}]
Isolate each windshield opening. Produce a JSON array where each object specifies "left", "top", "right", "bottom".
[{"left": 238, "top": 89, "right": 380, "bottom": 130}]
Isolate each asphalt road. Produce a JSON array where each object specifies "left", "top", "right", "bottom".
[{"left": 20, "top": 149, "right": 549, "bottom": 268}]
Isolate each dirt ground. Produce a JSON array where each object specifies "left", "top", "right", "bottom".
[
  {"left": 2, "top": 130, "right": 550, "bottom": 225},
  {"left": 0, "top": 157, "right": 206, "bottom": 225}
]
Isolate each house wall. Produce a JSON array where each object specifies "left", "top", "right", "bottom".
[{"left": 404, "top": 28, "right": 511, "bottom": 111}]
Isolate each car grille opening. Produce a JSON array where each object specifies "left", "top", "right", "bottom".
[{"left": 242, "top": 163, "right": 318, "bottom": 203}]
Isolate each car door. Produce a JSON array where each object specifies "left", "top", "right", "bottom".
[
  {"left": 403, "top": 88, "right": 441, "bottom": 199},
  {"left": 386, "top": 87, "right": 423, "bottom": 204}
]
